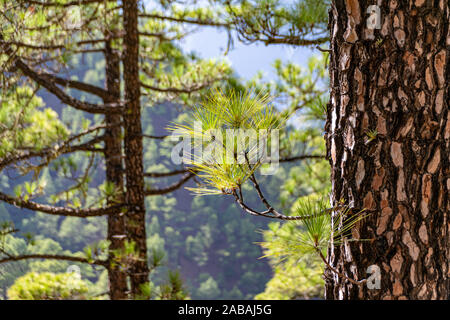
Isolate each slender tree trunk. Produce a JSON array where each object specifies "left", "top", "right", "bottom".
[
  {"left": 325, "top": 0, "right": 448, "bottom": 299},
  {"left": 122, "top": 0, "right": 150, "bottom": 297},
  {"left": 104, "top": 40, "right": 128, "bottom": 300}
]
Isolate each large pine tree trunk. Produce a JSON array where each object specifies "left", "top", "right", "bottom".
[
  {"left": 122, "top": 0, "right": 150, "bottom": 297},
  {"left": 325, "top": 0, "right": 448, "bottom": 299},
  {"left": 104, "top": 41, "right": 128, "bottom": 300}
]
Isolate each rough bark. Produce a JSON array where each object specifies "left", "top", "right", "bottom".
[
  {"left": 122, "top": 0, "right": 150, "bottom": 297},
  {"left": 104, "top": 40, "right": 128, "bottom": 300},
  {"left": 325, "top": 0, "right": 449, "bottom": 299}
]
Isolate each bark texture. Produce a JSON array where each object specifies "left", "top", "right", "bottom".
[
  {"left": 104, "top": 41, "right": 128, "bottom": 300},
  {"left": 122, "top": 0, "right": 150, "bottom": 297},
  {"left": 325, "top": 0, "right": 449, "bottom": 299}
]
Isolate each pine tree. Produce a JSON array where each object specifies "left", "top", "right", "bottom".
[{"left": 0, "top": 0, "right": 231, "bottom": 299}]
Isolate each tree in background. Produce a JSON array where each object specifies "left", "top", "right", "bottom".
[{"left": 0, "top": 0, "right": 230, "bottom": 299}]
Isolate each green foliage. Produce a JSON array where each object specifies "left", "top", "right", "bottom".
[
  {"left": 197, "top": 276, "right": 221, "bottom": 299},
  {"left": 7, "top": 272, "right": 92, "bottom": 300},
  {"left": 0, "top": 86, "right": 68, "bottom": 159},
  {"left": 365, "top": 129, "right": 378, "bottom": 142},
  {"left": 159, "top": 270, "right": 188, "bottom": 300},
  {"left": 262, "top": 196, "right": 365, "bottom": 256},
  {"left": 223, "top": 0, "right": 329, "bottom": 45},
  {"left": 170, "top": 89, "right": 283, "bottom": 195},
  {"left": 255, "top": 255, "right": 324, "bottom": 300}
]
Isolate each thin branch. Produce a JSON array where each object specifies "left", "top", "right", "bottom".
[
  {"left": 0, "top": 228, "right": 19, "bottom": 237},
  {"left": 19, "top": 0, "right": 117, "bottom": 8},
  {"left": 260, "top": 37, "right": 329, "bottom": 46},
  {"left": 0, "top": 191, "right": 123, "bottom": 217},
  {"left": 0, "top": 135, "right": 105, "bottom": 171},
  {"left": 142, "top": 134, "right": 168, "bottom": 140},
  {"left": 279, "top": 154, "right": 326, "bottom": 162},
  {"left": 140, "top": 81, "right": 216, "bottom": 94},
  {"left": 66, "top": 123, "right": 122, "bottom": 145},
  {"left": 316, "top": 249, "right": 367, "bottom": 286},
  {"left": 139, "top": 13, "right": 231, "bottom": 27},
  {"left": 40, "top": 73, "right": 109, "bottom": 100},
  {"left": 225, "top": 0, "right": 328, "bottom": 47},
  {"left": 0, "top": 35, "right": 122, "bottom": 114},
  {"left": 232, "top": 188, "right": 306, "bottom": 220},
  {"left": 0, "top": 254, "right": 107, "bottom": 267},
  {"left": 316, "top": 46, "right": 331, "bottom": 53},
  {"left": 144, "top": 169, "right": 188, "bottom": 178},
  {"left": 1, "top": 40, "right": 107, "bottom": 51},
  {"left": 13, "top": 58, "right": 123, "bottom": 114},
  {"left": 145, "top": 172, "right": 195, "bottom": 196},
  {"left": 139, "top": 32, "right": 186, "bottom": 41},
  {"left": 139, "top": 13, "right": 230, "bottom": 28},
  {"left": 230, "top": 155, "right": 332, "bottom": 221},
  {"left": 250, "top": 155, "right": 316, "bottom": 219},
  {"left": 232, "top": 188, "right": 335, "bottom": 221}
]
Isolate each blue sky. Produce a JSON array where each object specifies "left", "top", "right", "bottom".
[
  {"left": 181, "top": 26, "right": 318, "bottom": 81},
  {"left": 142, "top": 0, "right": 320, "bottom": 81}
]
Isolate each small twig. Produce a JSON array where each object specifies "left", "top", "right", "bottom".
[
  {"left": 316, "top": 46, "right": 331, "bottom": 53},
  {"left": 234, "top": 154, "right": 331, "bottom": 220},
  {"left": 145, "top": 172, "right": 195, "bottom": 196},
  {"left": 232, "top": 189, "right": 333, "bottom": 221},
  {"left": 316, "top": 249, "right": 367, "bottom": 286},
  {"left": 142, "top": 134, "right": 168, "bottom": 140},
  {"left": 144, "top": 169, "right": 189, "bottom": 178}
]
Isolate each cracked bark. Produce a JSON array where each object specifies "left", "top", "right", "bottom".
[
  {"left": 325, "top": 0, "right": 449, "bottom": 299},
  {"left": 122, "top": 0, "right": 150, "bottom": 297},
  {"left": 104, "top": 40, "right": 128, "bottom": 300}
]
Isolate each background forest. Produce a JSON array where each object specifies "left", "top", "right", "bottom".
[{"left": 0, "top": 0, "right": 331, "bottom": 300}]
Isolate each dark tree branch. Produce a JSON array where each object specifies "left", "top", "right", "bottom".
[
  {"left": 140, "top": 81, "right": 218, "bottom": 94},
  {"left": 0, "top": 228, "right": 19, "bottom": 237},
  {"left": 19, "top": 0, "right": 117, "bottom": 8},
  {"left": 225, "top": 0, "right": 328, "bottom": 47},
  {"left": 144, "top": 169, "right": 188, "bottom": 178},
  {"left": 279, "top": 154, "right": 326, "bottom": 162},
  {"left": 1, "top": 40, "right": 107, "bottom": 51},
  {"left": 316, "top": 46, "right": 331, "bottom": 53},
  {"left": 229, "top": 155, "right": 331, "bottom": 220},
  {"left": 232, "top": 188, "right": 334, "bottom": 221},
  {"left": 0, "top": 191, "right": 123, "bottom": 217},
  {"left": 145, "top": 172, "right": 195, "bottom": 196},
  {"left": 142, "top": 134, "right": 168, "bottom": 140},
  {"left": 13, "top": 58, "right": 123, "bottom": 114},
  {"left": 0, "top": 254, "right": 107, "bottom": 267},
  {"left": 0, "top": 34, "right": 123, "bottom": 114},
  {"left": 139, "top": 13, "right": 230, "bottom": 28},
  {"left": 139, "top": 32, "right": 186, "bottom": 41},
  {"left": 40, "top": 73, "right": 109, "bottom": 100},
  {"left": 258, "top": 36, "right": 329, "bottom": 46},
  {"left": 316, "top": 249, "right": 367, "bottom": 286},
  {"left": 0, "top": 135, "right": 105, "bottom": 171}
]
